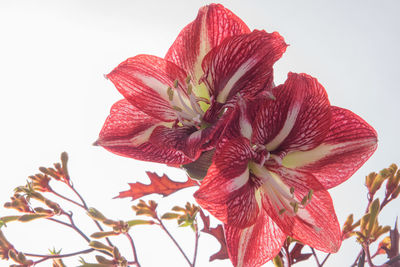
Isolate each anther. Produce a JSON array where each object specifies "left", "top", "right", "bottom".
[
  {"left": 167, "top": 86, "right": 174, "bottom": 101},
  {"left": 307, "top": 189, "right": 314, "bottom": 201},
  {"left": 185, "top": 75, "right": 191, "bottom": 84},
  {"left": 173, "top": 106, "right": 182, "bottom": 112},
  {"left": 187, "top": 84, "right": 193, "bottom": 95},
  {"left": 173, "top": 80, "right": 179, "bottom": 88}
]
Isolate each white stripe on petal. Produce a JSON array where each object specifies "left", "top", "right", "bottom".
[
  {"left": 266, "top": 102, "right": 301, "bottom": 151},
  {"left": 237, "top": 226, "right": 254, "bottom": 267},
  {"left": 282, "top": 138, "right": 377, "bottom": 169},
  {"left": 216, "top": 58, "right": 257, "bottom": 103},
  {"left": 225, "top": 168, "right": 250, "bottom": 192}
]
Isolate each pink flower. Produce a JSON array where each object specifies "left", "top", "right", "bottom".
[
  {"left": 96, "top": 4, "right": 287, "bottom": 165},
  {"left": 194, "top": 73, "right": 378, "bottom": 267}
]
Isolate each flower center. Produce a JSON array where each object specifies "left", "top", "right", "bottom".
[
  {"left": 249, "top": 156, "right": 313, "bottom": 217},
  {"left": 167, "top": 76, "right": 210, "bottom": 129}
]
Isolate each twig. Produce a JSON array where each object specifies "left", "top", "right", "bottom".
[
  {"left": 362, "top": 244, "right": 376, "bottom": 267},
  {"left": 320, "top": 253, "right": 331, "bottom": 266},
  {"left": 311, "top": 247, "right": 321, "bottom": 267},
  {"left": 351, "top": 250, "right": 362, "bottom": 267},
  {"left": 125, "top": 232, "right": 140, "bottom": 267},
  {"left": 66, "top": 183, "right": 113, "bottom": 247},
  {"left": 51, "top": 190, "right": 85, "bottom": 209},
  {"left": 157, "top": 218, "right": 193, "bottom": 267},
  {"left": 46, "top": 217, "right": 90, "bottom": 243},
  {"left": 192, "top": 222, "right": 199, "bottom": 267},
  {"left": 25, "top": 248, "right": 94, "bottom": 265}
]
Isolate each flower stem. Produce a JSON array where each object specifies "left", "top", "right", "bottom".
[
  {"left": 25, "top": 248, "right": 94, "bottom": 265},
  {"left": 192, "top": 222, "right": 199, "bottom": 267},
  {"left": 66, "top": 182, "right": 113, "bottom": 247},
  {"left": 311, "top": 248, "right": 321, "bottom": 267},
  {"left": 157, "top": 218, "right": 192, "bottom": 267},
  {"left": 125, "top": 232, "right": 140, "bottom": 267},
  {"left": 51, "top": 189, "right": 85, "bottom": 209},
  {"left": 320, "top": 253, "right": 331, "bottom": 266},
  {"left": 46, "top": 217, "right": 90, "bottom": 243}
]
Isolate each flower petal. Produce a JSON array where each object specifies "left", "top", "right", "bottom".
[
  {"left": 194, "top": 137, "right": 259, "bottom": 228},
  {"left": 225, "top": 209, "right": 286, "bottom": 267},
  {"left": 201, "top": 30, "right": 287, "bottom": 104},
  {"left": 150, "top": 105, "right": 237, "bottom": 161},
  {"left": 282, "top": 106, "right": 378, "bottom": 189},
  {"left": 253, "top": 73, "right": 331, "bottom": 154},
  {"left": 165, "top": 4, "right": 250, "bottom": 91},
  {"left": 96, "top": 99, "right": 191, "bottom": 164},
  {"left": 106, "top": 55, "right": 190, "bottom": 121},
  {"left": 260, "top": 167, "right": 342, "bottom": 253}
]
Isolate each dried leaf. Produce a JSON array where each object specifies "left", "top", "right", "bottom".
[
  {"left": 115, "top": 172, "right": 198, "bottom": 200},
  {"left": 199, "top": 209, "right": 228, "bottom": 261}
]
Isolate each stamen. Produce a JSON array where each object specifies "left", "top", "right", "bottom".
[
  {"left": 173, "top": 79, "right": 179, "bottom": 88},
  {"left": 167, "top": 86, "right": 174, "bottom": 101},
  {"left": 185, "top": 75, "right": 191, "bottom": 84}
]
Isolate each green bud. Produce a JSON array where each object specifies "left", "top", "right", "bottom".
[
  {"left": 87, "top": 208, "right": 107, "bottom": 222},
  {"left": 89, "top": 241, "right": 113, "bottom": 253},
  {"left": 161, "top": 213, "right": 180, "bottom": 220},
  {"left": 126, "top": 219, "right": 155, "bottom": 227}
]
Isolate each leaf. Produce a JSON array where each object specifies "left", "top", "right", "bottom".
[
  {"left": 199, "top": 209, "right": 229, "bottom": 261},
  {"left": 115, "top": 172, "right": 198, "bottom": 200},
  {"left": 289, "top": 243, "right": 312, "bottom": 263}
]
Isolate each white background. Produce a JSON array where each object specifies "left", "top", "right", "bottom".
[{"left": 0, "top": 1, "right": 399, "bottom": 266}]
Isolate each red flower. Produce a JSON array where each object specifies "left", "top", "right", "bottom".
[
  {"left": 194, "top": 73, "right": 378, "bottom": 267},
  {"left": 96, "top": 4, "right": 287, "bottom": 165}
]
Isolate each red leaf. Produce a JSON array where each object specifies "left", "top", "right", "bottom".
[
  {"left": 199, "top": 209, "right": 229, "bottom": 261},
  {"left": 115, "top": 172, "right": 198, "bottom": 200}
]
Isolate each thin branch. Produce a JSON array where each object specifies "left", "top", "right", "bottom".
[
  {"left": 363, "top": 244, "right": 376, "bottom": 267},
  {"left": 192, "top": 222, "right": 199, "bottom": 267},
  {"left": 157, "top": 218, "right": 192, "bottom": 267},
  {"left": 66, "top": 183, "right": 113, "bottom": 247},
  {"left": 46, "top": 217, "right": 90, "bottom": 243},
  {"left": 320, "top": 253, "right": 331, "bottom": 266},
  {"left": 51, "top": 190, "right": 85, "bottom": 209},
  {"left": 125, "top": 232, "right": 140, "bottom": 267},
  {"left": 311, "top": 247, "right": 321, "bottom": 267},
  {"left": 25, "top": 248, "right": 94, "bottom": 265}
]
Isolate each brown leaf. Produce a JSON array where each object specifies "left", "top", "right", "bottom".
[
  {"left": 199, "top": 209, "right": 229, "bottom": 261},
  {"left": 289, "top": 243, "right": 312, "bottom": 263},
  {"left": 115, "top": 172, "right": 198, "bottom": 200}
]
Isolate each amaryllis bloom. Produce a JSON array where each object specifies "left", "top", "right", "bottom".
[
  {"left": 96, "top": 4, "right": 287, "bottom": 165},
  {"left": 194, "top": 73, "right": 378, "bottom": 267}
]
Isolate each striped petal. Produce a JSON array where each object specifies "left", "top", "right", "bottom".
[
  {"left": 225, "top": 209, "right": 286, "bottom": 267},
  {"left": 194, "top": 137, "right": 260, "bottom": 228},
  {"left": 253, "top": 73, "right": 332, "bottom": 154},
  {"left": 201, "top": 30, "right": 287, "bottom": 104},
  {"left": 260, "top": 167, "right": 342, "bottom": 253},
  {"left": 165, "top": 3, "right": 250, "bottom": 93},
  {"left": 96, "top": 99, "right": 191, "bottom": 165},
  {"left": 282, "top": 106, "right": 378, "bottom": 189},
  {"left": 106, "top": 55, "right": 190, "bottom": 122}
]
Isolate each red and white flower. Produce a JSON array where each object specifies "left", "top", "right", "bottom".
[
  {"left": 194, "top": 73, "right": 378, "bottom": 267},
  {"left": 96, "top": 4, "right": 287, "bottom": 165}
]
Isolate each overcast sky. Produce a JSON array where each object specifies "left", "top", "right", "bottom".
[{"left": 0, "top": 1, "right": 399, "bottom": 266}]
